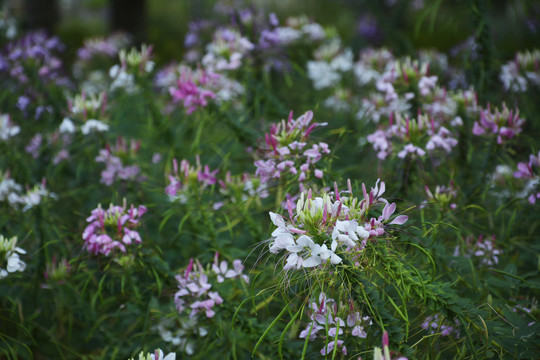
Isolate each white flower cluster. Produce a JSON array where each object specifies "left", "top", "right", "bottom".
[
  {"left": 129, "top": 349, "right": 175, "bottom": 360},
  {"left": 202, "top": 28, "right": 254, "bottom": 72},
  {"left": 500, "top": 49, "right": 540, "bottom": 92},
  {"left": 0, "top": 173, "right": 57, "bottom": 211},
  {"left": 268, "top": 180, "right": 408, "bottom": 270},
  {"left": 0, "top": 114, "right": 20, "bottom": 141},
  {"left": 307, "top": 42, "right": 354, "bottom": 90},
  {"left": 109, "top": 44, "right": 155, "bottom": 93},
  {"left": 0, "top": 235, "right": 26, "bottom": 279}
]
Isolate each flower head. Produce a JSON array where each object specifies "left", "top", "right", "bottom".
[{"left": 82, "top": 201, "right": 146, "bottom": 256}]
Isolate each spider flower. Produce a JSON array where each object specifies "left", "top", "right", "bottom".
[
  {"left": 82, "top": 202, "right": 146, "bottom": 256},
  {"left": 267, "top": 180, "right": 408, "bottom": 271},
  {"left": 0, "top": 235, "right": 26, "bottom": 279},
  {"left": 0, "top": 114, "right": 20, "bottom": 141},
  {"left": 129, "top": 349, "right": 176, "bottom": 360},
  {"left": 165, "top": 158, "right": 219, "bottom": 204},
  {"left": 95, "top": 137, "right": 144, "bottom": 186},
  {"left": 513, "top": 151, "right": 540, "bottom": 204},
  {"left": 472, "top": 103, "right": 525, "bottom": 144},
  {"left": 367, "top": 112, "right": 458, "bottom": 161},
  {"left": 174, "top": 254, "right": 247, "bottom": 318},
  {"left": 254, "top": 110, "right": 329, "bottom": 186},
  {"left": 500, "top": 49, "right": 540, "bottom": 92},
  {"left": 299, "top": 293, "right": 373, "bottom": 356}
]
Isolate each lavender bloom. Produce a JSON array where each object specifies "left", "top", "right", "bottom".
[
  {"left": 357, "top": 15, "right": 384, "bottom": 45},
  {"left": 514, "top": 152, "right": 540, "bottom": 204},
  {"left": 457, "top": 234, "right": 502, "bottom": 267},
  {"left": 25, "top": 133, "right": 43, "bottom": 159},
  {"left": 166, "top": 158, "right": 219, "bottom": 203},
  {"left": 169, "top": 67, "right": 217, "bottom": 114},
  {"left": 254, "top": 110, "right": 329, "bottom": 187},
  {"left": 175, "top": 255, "right": 247, "bottom": 318},
  {"left": 472, "top": 104, "right": 525, "bottom": 144},
  {"left": 299, "top": 292, "right": 372, "bottom": 356},
  {"left": 367, "top": 113, "right": 458, "bottom": 161},
  {"left": 95, "top": 137, "right": 143, "bottom": 186},
  {"left": 0, "top": 30, "right": 70, "bottom": 87},
  {"left": 82, "top": 202, "right": 146, "bottom": 256},
  {"left": 422, "top": 314, "right": 460, "bottom": 337},
  {"left": 201, "top": 28, "right": 254, "bottom": 72}
]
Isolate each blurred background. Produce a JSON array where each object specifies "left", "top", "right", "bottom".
[{"left": 2, "top": 0, "right": 539, "bottom": 66}]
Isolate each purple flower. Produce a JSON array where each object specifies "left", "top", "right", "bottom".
[{"left": 82, "top": 202, "right": 146, "bottom": 256}]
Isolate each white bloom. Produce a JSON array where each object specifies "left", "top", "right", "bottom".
[
  {"left": 59, "top": 117, "right": 76, "bottom": 134},
  {"left": 81, "top": 119, "right": 109, "bottom": 135},
  {"left": 0, "top": 235, "right": 27, "bottom": 279},
  {"left": 110, "top": 67, "right": 136, "bottom": 93},
  {"left": 0, "top": 114, "right": 20, "bottom": 141},
  {"left": 276, "top": 27, "right": 302, "bottom": 44},
  {"left": 285, "top": 235, "right": 323, "bottom": 268},
  {"left": 332, "top": 220, "right": 369, "bottom": 248},
  {"left": 0, "top": 177, "right": 23, "bottom": 203},
  {"left": 354, "top": 63, "right": 381, "bottom": 85},
  {"left": 330, "top": 49, "right": 354, "bottom": 72},
  {"left": 302, "top": 23, "right": 326, "bottom": 41},
  {"left": 307, "top": 61, "right": 340, "bottom": 89}
]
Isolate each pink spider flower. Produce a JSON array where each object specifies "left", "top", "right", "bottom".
[
  {"left": 168, "top": 66, "right": 219, "bottom": 114},
  {"left": 82, "top": 201, "right": 146, "bottom": 256},
  {"left": 165, "top": 157, "right": 219, "bottom": 202},
  {"left": 254, "top": 110, "right": 329, "bottom": 186},
  {"left": 472, "top": 103, "right": 525, "bottom": 144}
]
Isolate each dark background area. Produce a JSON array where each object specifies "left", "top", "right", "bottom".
[{"left": 2, "top": 0, "right": 539, "bottom": 66}]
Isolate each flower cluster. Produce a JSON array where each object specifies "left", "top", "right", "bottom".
[
  {"left": 76, "top": 33, "right": 131, "bottom": 62},
  {"left": 254, "top": 110, "right": 329, "bottom": 186},
  {"left": 299, "top": 293, "right": 372, "bottom": 356},
  {"left": 73, "top": 33, "right": 131, "bottom": 94},
  {"left": 43, "top": 256, "right": 70, "bottom": 284},
  {"left": 95, "top": 137, "right": 144, "bottom": 186},
  {"left": 165, "top": 158, "right": 219, "bottom": 204},
  {"left": 424, "top": 182, "right": 457, "bottom": 210},
  {"left": 217, "top": 171, "right": 268, "bottom": 206},
  {"left": 307, "top": 40, "right": 354, "bottom": 90},
  {"left": 261, "top": 15, "right": 327, "bottom": 47},
  {"left": 456, "top": 235, "right": 502, "bottom": 267},
  {"left": 168, "top": 66, "right": 218, "bottom": 114},
  {"left": 472, "top": 103, "right": 525, "bottom": 144},
  {"left": 128, "top": 349, "right": 175, "bottom": 360},
  {"left": 0, "top": 114, "right": 20, "bottom": 141},
  {"left": 268, "top": 180, "right": 408, "bottom": 270},
  {"left": 65, "top": 91, "right": 110, "bottom": 135},
  {"left": 514, "top": 150, "right": 540, "bottom": 204},
  {"left": 500, "top": 49, "right": 540, "bottom": 92},
  {"left": 82, "top": 202, "right": 146, "bottom": 256},
  {"left": 373, "top": 331, "right": 409, "bottom": 360},
  {"left": 367, "top": 112, "right": 458, "bottom": 161},
  {"left": 0, "top": 173, "right": 56, "bottom": 211},
  {"left": 109, "top": 44, "right": 154, "bottom": 93},
  {"left": 201, "top": 28, "right": 254, "bottom": 72},
  {"left": 421, "top": 314, "right": 460, "bottom": 337},
  {"left": 157, "top": 63, "right": 244, "bottom": 114},
  {"left": 0, "top": 235, "right": 26, "bottom": 279},
  {"left": 0, "top": 30, "right": 69, "bottom": 88},
  {"left": 174, "top": 253, "right": 248, "bottom": 318},
  {"left": 0, "top": 171, "right": 22, "bottom": 207}
]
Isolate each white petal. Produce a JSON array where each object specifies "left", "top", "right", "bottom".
[
  {"left": 330, "top": 253, "right": 342, "bottom": 264},
  {"left": 303, "top": 255, "right": 322, "bottom": 267},
  {"left": 297, "top": 235, "right": 314, "bottom": 247}
]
